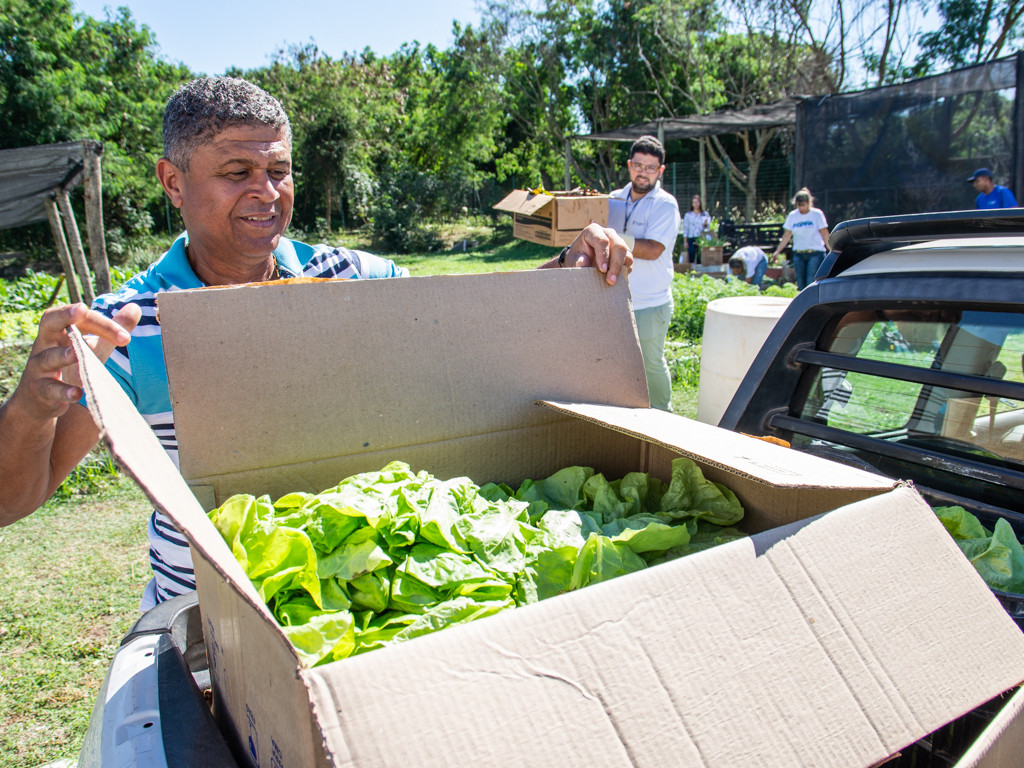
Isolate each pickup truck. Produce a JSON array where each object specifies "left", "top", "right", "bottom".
[
  {"left": 719, "top": 207, "right": 1024, "bottom": 628},
  {"left": 80, "top": 208, "right": 1024, "bottom": 767}
]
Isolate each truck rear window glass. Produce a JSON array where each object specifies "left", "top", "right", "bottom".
[{"left": 799, "top": 309, "right": 1024, "bottom": 469}]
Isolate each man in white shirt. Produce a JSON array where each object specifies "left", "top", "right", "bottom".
[{"left": 609, "top": 135, "right": 681, "bottom": 411}]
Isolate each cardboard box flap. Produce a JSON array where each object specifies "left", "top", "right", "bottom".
[
  {"left": 68, "top": 328, "right": 264, "bottom": 610},
  {"left": 302, "top": 486, "right": 1024, "bottom": 767},
  {"left": 492, "top": 189, "right": 554, "bottom": 216},
  {"left": 540, "top": 400, "right": 896, "bottom": 490},
  {"left": 157, "top": 270, "right": 647, "bottom": 502}
]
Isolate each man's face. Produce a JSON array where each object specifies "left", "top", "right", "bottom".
[
  {"left": 160, "top": 124, "right": 294, "bottom": 268},
  {"left": 628, "top": 152, "right": 663, "bottom": 194},
  {"left": 973, "top": 175, "right": 994, "bottom": 194}
]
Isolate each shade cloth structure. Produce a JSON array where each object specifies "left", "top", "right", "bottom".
[
  {"left": 796, "top": 53, "right": 1024, "bottom": 221},
  {"left": 570, "top": 99, "right": 802, "bottom": 143},
  {"left": 0, "top": 140, "right": 110, "bottom": 301},
  {"left": 0, "top": 141, "right": 87, "bottom": 231},
  {"left": 569, "top": 54, "right": 1024, "bottom": 222}
]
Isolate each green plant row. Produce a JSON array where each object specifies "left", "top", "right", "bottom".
[
  {"left": 668, "top": 274, "right": 797, "bottom": 344},
  {"left": 0, "top": 269, "right": 67, "bottom": 313}
]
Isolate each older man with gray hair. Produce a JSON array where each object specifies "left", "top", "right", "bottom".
[{"left": 0, "top": 76, "right": 632, "bottom": 609}]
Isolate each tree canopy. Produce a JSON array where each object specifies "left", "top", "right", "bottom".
[{"left": 0, "top": 0, "right": 1020, "bottom": 254}]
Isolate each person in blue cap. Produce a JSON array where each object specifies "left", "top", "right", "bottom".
[{"left": 968, "top": 168, "right": 1018, "bottom": 209}]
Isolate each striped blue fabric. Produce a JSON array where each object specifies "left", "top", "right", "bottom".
[{"left": 89, "top": 235, "right": 408, "bottom": 610}]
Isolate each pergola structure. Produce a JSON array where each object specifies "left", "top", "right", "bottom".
[
  {"left": 564, "top": 99, "right": 801, "bottom": 190},
  {"left": 0, "top": 140, "right": 111, "bottom": 302}
]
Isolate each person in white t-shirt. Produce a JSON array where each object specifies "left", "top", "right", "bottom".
[
  {"left": 609, "top": 135, "right": 681, "bottom": 411},
  {"left": 729, "top": 245, "right": 768, "bottom": 287},
  {"left": 772, "top": 188, "right": 830, "bottom": 290}
]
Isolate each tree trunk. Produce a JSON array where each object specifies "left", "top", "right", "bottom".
[
  {"left": 699, "top": 138, "right": 707, "bottom": 211},
  {"left": 745, "top": 160, "right": 759, "bottom": 220},
  {"left": 326, "top": 184, "right": 332, "bottom": 232}
]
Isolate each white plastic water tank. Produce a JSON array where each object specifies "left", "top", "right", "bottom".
[{"left": 696, "top": 296, "right": 792, "bottom": 425}]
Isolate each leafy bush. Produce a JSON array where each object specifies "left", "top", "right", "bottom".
[
  {"left": 666, "top": 340, "right": 701, "bottom": 389},
  {"left": 0, "top": 269, "right": 66, "bottom": 313},
  {"left": 727, "top": 199, "right": 789, "bottom": 224},
  {"left": 669, "top": 275, "right": 761, "bottom": 343},
  {"left": 0, "top": 263, "right": 147, "bottom": 343},
  {"left": 669, "top": 275, "right": 798, "bottom": 344},
  {"left": 764, "top": 282, "right": 799, "bottom": 298},
  {"left": 369, "top": 168, "right": 446, "bottom": 253},
  {"left": 664, "top": 276, "right": 798, "bottom": 397},
  {"left": 0, "top": 309, "right": 41, "bottom": 342}
]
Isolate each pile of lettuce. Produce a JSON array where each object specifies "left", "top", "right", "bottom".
[
  {"left": 935, "top": 505, "right": 1024, "bottom": 594},
  {"left": 208, "top": 458, "right": 747, "bottom": 667}
]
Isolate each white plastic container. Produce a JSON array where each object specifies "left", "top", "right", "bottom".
[{"left": 697, "top": 296, "right": 792, "bottom": 425}]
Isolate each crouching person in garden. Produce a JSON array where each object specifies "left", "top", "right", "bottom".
[
  {"left": 0, "top": 75, "right": 632, "bottom": 610},
  {"left": 728, "top": 244, "right": 768, "bottom": 288}
]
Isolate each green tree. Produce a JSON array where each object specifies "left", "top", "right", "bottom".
[
  {"left": 587, "top": 0, "right": 815, "bottom": 216},
  {"left": 0, "top": 0, "right": 190, "bottom": 256},
  {"left": 476, "top": 0, "right": 597, "bottom": 190},
  {"left": 916, "top": 0, "right": 1024, "bottom": 71}
]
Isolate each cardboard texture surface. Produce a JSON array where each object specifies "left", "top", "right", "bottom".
[
  {"left": 156, "top": 269, "right": 646, "bottom": 507},
  {"left": 540, "top": 401, "right": 897, "bottom": 532},
  {"left": 512, "top": 216, "right": 580, "bottom": 247},
  {"left": 75, "top": 266, "right": 1024, "bottom": 768},
  {"left": 493, "top": 189, "right": 609, "bottom": 246},
  {"left": 303, "top": 487, "right": 1024, "bottom": 768}
]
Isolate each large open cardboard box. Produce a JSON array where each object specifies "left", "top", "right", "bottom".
[
  {"left": 74, "top": 268, "right": 1024, "bottom": 768},
  {"left": 493, "top": 189, "right": 610, "bottom": 247}
]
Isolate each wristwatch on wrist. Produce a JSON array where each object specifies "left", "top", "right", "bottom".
[{"left": 557, "top": 246, "right": 571, "bottom": 267}]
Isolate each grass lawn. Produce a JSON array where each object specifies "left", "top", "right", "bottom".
[
  {"left": 0, "top": 229, "right": 705, "bottom": 765},
  {"left": 394, "top": 237, "right": 557, "bottom": 275},
  {"left": 0, "top": 479, "right": 151, "bottom": 768}
]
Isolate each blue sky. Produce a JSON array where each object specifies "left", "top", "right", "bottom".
[{"left": 73, "top": 1, "right": 484, "bottom": 75}]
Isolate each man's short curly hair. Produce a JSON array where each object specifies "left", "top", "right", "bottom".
[
  {"left": 629, "top": 135, "right": 665, "bottom": 165},
  {"left": 163, "top": 77, "right": 292, "bottom": 171}
]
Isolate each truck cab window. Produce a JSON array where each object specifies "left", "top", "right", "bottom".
[{"left": 798, "top": 309, "right": 1024, "bottom": 471}]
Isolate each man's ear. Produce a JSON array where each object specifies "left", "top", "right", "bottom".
[{"left": 156, "top": 158, "right": 185, "bottom": 209}]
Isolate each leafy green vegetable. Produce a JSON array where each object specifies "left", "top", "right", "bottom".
[
  {"left": 279, "top": 612, "right": 356, "bottom": 668},
  {"left": 570, "top": 534, "right": 648, "bottom": 590},
  {"left": 935, "top": 505, "right": 991, "bottom": 541},
  {"left": 934, "top": 506, "right": 1024, "bottom": 594},
  {"left": 659, "top": 460, "right": 744, "bottom": 526},
  {"left": 210, "top": 457, "right": 748, "bottom": 667}
]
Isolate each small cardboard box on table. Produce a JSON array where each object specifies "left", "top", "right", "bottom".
[
  {"left": 74, "top": 267, "right": 1024, "bottom": 768},
  {"left": 493, "top": 189, "right": 609, "bottom": 247},
  {"left": 701, "top": 244, "right": 725, "bottom": 265}
]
